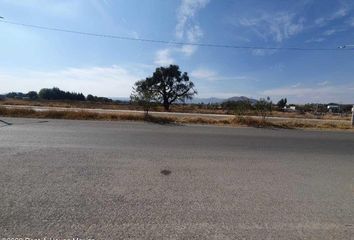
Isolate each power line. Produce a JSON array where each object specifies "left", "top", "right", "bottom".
[{"left": 0, "top": 19, "right": 352, "bottom": 52}]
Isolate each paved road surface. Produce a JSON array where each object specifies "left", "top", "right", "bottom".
[{"left": 0, "top": 117, "right": 353, "bottom": 239}]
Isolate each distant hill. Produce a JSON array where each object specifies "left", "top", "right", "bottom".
[
  {"left": 185, "top": 96, "right": 258, "bottom": 104},
  {"left": 186, "top": 97, "right": 224, "bottom": 104},
  {"left": 224, "top": 96, "right": 258, "bottom": 104},
  {"left": 111, "top": 96, "right": 258, "bottom": 104}
]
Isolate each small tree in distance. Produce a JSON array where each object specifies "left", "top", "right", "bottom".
[
  {"left": 131, "top": 80, "right": 156, "bottom": 117},
  {"left": 277, "top": 98, "right": 287, "bottom": 109},
  {"left": 233, "top": 100, "right": 252, "bottom": 118},
  {"left": 131, "top": 65, "right": 197, "bottom": 111},
  {"left": 255, "top": 97, "right": 272, "bottom": 121}
]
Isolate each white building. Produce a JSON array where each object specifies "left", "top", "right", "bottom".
[{"left": 327, "top": 104, "right": 340, "bottom": 113}]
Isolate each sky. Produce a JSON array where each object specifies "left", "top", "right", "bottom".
[{"left": 0, "top": 0, "right": 354, "bottom": 104}]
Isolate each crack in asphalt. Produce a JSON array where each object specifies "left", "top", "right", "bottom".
[
  {"left": 0, "top": 119, "right": 49, "bottom": 128},
  {"left": 0, "top": 119, "right": 13, "bottom": 126}
]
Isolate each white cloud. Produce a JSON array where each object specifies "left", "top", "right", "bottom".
[
  {"left": 262, "top": 83, "right": 354, "bottom": 103},
  {"left": 348, "top": 17, "right": 354, "bottom": 27},
  {"left": 332, "top": 7, "right": 349, "bottom": 19},
  {"left": 191, "top": 67, "right": 250, "bottom": 82},
  {"left": 176, "top": 0, "right": 209, "bottom": 39},
  {"left": 314, "top": 6, "right": 350, "bottom": 27},
  {"left": 314, "top": 17, "right": 326, "bottom": 26},
  {"left": 317, "top": 80, "right": 330, "bottom": 86},
  {"left": 154, "top": 49, "right": 175, "bottom": 66},
  {"left": 129, "top": 31, "right": 140, "bottom": 39},
  {"left": 251, "top": 49, "right": 277, "bottom": 56},
  {"left": 323, "top": 29, "right": 336, "bottom": 36},
  {"left": 186, "top": 25, "right": 204, "bottom": 42},
  {"left": 0, "top": 65, "right": 145, "bottom": 97},
  {"left": 239, "top": 12, "right": 305, "bottom": 42},
  {"left": 305, "top": 37, "right": 325, "bottom": 43},
  {"left": 154, "top": 0, "right": 209, "bottom": 65},
  {"left": 197, "top": 91, "right": 250, "bottom": 99},
  {"left": 154, "top": 45, "right": 201, "bottom": 66},
  {"left": 323, "top": 28, "right": 344, "bottom": 36},
  {"left": 191, "top": 68, "right": 218, "bottom": 80},
  {"left": 180, "top": 45, "right": 198, "bottom": 56},
  {"left": 0, "top": 0, "right": 82, "bottom": 18},
  {"left": 270, "top": 63, "right": 285, "bottom": 72},
  {"left": 89, "top": 0, "right": 109, "bottom": 17},
  {"left": 291, "top": 82, "right": 301, "bottom": 88}
]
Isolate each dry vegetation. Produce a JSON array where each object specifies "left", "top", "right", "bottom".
[
  {"left": 0, "top": 99, "right": 136, "bottom": 110},
  {"left": 0, "top": 107, "right": 142, "bottom": 121},
  {"left": 1, "top": 99, "right": 351, "bottom": 121},
  {"left": 0, "top": 99, "right": 225, "bottom": 114},
  {"left": 0, "top": 106, "right": 352, "bottom": 131}
]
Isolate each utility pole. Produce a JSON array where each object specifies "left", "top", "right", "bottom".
[
  {"left": 352, "top": 105, "right": 354, "bottom": 127},
  {"left": 339, "top": 45, "right": 354, "bottom": 127}
]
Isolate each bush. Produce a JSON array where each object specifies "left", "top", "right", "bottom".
[
  {"left": 255, "top": 97, "right": 272, "bottom": 120},
  {"left": 39, "top": 87, "right": 85, "bottom": 101},
  {"left": 86, "top": 94, "right": 113, "bottom": 103}
]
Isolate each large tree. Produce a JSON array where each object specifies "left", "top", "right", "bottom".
[{"left": 132, "top": 65, "right": 197, "bottom": 111}]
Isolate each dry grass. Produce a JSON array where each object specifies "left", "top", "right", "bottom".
[
  {"left": 0, "top": 106, "right": 352, "bottom": 131},
  {"left": 1, "top": 99, "right": 351, "bottom": 121},
  {"left": 0, "top": 99, "right": 136, "bottom": 110},
  {"left": 0, "top": 107, "right": 143, "bottom": 121}
]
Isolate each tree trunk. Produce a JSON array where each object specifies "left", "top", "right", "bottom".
[
  {"left": 163, "top": 103, "right": 170, "bottom": 111},
  {"left": 144, "top": 109, "right": 149, "bottom": 118},
  {"left": 163, "top": 99, "right": 170, "bottom": 111}
]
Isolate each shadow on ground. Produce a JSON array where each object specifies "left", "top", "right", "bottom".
[{"left": 144, "top": 115, "right": 182, "bottom": 126}]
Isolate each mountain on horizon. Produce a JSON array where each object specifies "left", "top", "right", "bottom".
[
  {"left": 186, "top": 97, "right": 224, "bottom": 104},
  {"left": 225, "top": 96, "right": 258, "bottom": 104},
  {"left": 186, "top": 96, "right": 258, "bottom": 104}
]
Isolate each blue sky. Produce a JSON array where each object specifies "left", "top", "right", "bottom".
[{"left": 0, "top": 0, "right": 354, "bottom": 103}]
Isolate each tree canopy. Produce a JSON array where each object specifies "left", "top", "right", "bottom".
[
  {"left": 277, "top": 98, "right": 287, "bottom": 109},
  {"left": 130, "top": 79, "right": 156, "bottom": 115},
  {"left": 255, "top": 97, "right": 273, "bottom": 120},
  {"left": 132, "top": 65, "right": 197, "bottom": 111},
  {"left": 86, "top": 94, "right": 113, "bottom": 103},
  {"left": 38, "top": 87, "right": 85, "bottom": 101}
]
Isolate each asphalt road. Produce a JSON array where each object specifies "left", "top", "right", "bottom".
[{"left": 0, "top": 117, "right": 353, "bottom": 239}]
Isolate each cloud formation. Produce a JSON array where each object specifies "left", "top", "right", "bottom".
[
  {"left": 191, "top": 67, "right": 249, "bottom": 82},
  {"left": 315, "top": 6, "right": 350, "bottom": 26},
  {"left": 262, "top": 83, "right": 354, "bottom": 103},
  {"left": 154, "top": 49, "right": 175, "bottom": 66},
  {"left": 154, "top": 0, "right": 209, "bottom": 65},
  {"left": 191, "top": 68, "right": 218, "bottom": 80},
  {"left": 251, "top": 49, "right": 277, "bottom": 56},
  {"left": 239, "top": 12, "right": 305, "bottom": 42},
  {"left": 0, "top": 0, "right": 82, "bottom": 18},
  {"left": 305, "top": 37, "right": 325, "bottom": 43},
  {"left": 350, "top": 17, "right": 354, "bottom": 26},
  {"left": 176, "top": 0, "right": 209, "bottom": 39},
  {"left": 0, "top": 65, "right": 145, "bottom": 97}
]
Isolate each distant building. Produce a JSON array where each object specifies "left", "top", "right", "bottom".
[
  {"left": 327, "top": 104, "right": 340, "bottom": 113},
  {"left": 283, "top": 106, "right": 296, "bottom": 112}
]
